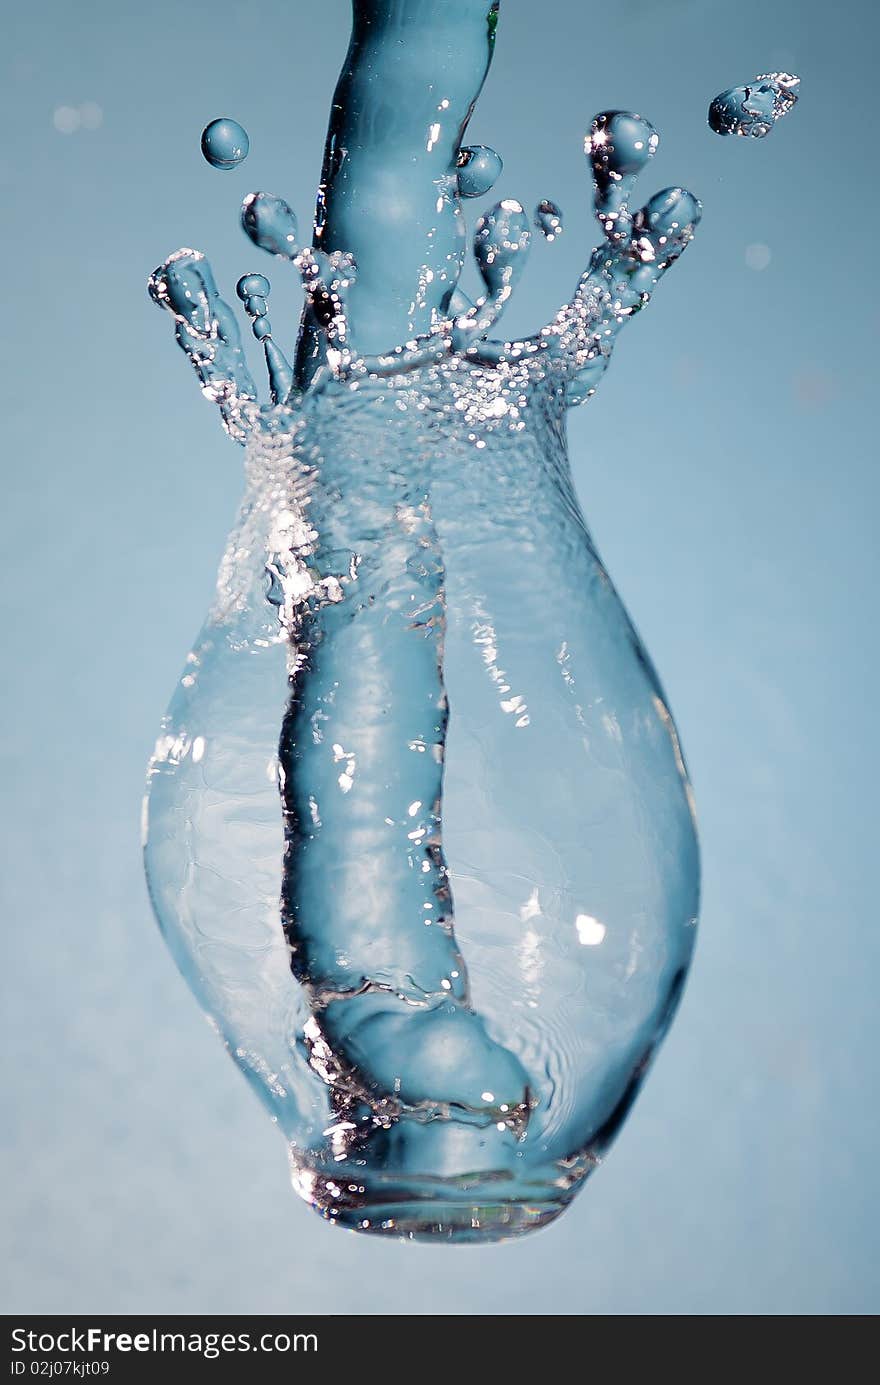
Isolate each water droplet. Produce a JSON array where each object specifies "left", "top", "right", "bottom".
[
  {"left": 473, "top": 199, "right": 531, "bottom": 297},
  {"left": 535, "top": 199, "right": 564, "bottom": 241},
  {"left": 457, "top": 145, "right": 503, "bottom": 198},
  {"left": 150, "top": 252, "right": 213, "bottom": 333},
  {"left": 586, "top": 111, "right": 659, "bottom": 244},
  {"left": 201, "top": 117, "right": 250, "bottom": 170},
  {"left": 235, "top": 272, "right": 292, "bottom": 404},
  {"left": 236, "top": 273, "right": 271, "bottom": 302},
  {"left": 632, "top": 186, "right": 701, "bottom": 262},
  {"left": 708, "top": 74, "right": 799, "bottom": 138},
  {"left": 241, "top": 191, "right": 300, "bottom": 258},
  {"left": 586, "top": 111, "right": 659, "bottom": 179}
]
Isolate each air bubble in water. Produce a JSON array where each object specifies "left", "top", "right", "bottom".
[
  {"left": 457, "top": 145, "right": 503, "bottom": 198},
  {"left": 535, "top": 199, "right": 564, "bottom": 241},
  {"left": 242, "top": 191, "right": 299, "bottom": 258},
  {"left": 708, "top": 74, "right": 799, "bottom": 138},
  {"left": 201, "top": 117, "right": 250, "bottom": 169}
]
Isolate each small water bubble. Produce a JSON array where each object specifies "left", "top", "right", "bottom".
[
  {"left": 53, "top": 102, "right": 103, "bottom": 135},
  {"left": 708, "top": 74, "right": 799, "bottom": 138},
  {"left": 535, "top": 200, "right": 564, "bottom": 241},
  {"left": 53, "top": 106, "right": 80, "bottom": 135},
  {"left": 745, "top": 242, "right": 771, "bottom": 271},
  {"left": 241, "top": 191, "right": 299, "bottom": 258},
  {"left": 457, "top": 145, "right": 503, "bottom": 198},
  {"left": 201, "top": 117, "right": 250, "bottom": 170}
]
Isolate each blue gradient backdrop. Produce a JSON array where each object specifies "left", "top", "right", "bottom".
[{"left": 2, "top": 0, "right": 877, "bottom": 1314}]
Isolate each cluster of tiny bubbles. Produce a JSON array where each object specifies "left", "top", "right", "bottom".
[
  {"left": 708, "top": 73, "right": 800, "bottom": 138},
  {"left": 535, "top": 200, "right": 564, "bottom": 242},
  {"left": 201, "top": 117, "right": 250, "bottom": 169},
  {"left": 456, "top": 145, "right": 503, "bottom": 198},
  {"left": 586, "top": 111, "right": 659, "bottom": 244},
  {"left": 242, "top": 191, "right": 300, "bottom": 258}
]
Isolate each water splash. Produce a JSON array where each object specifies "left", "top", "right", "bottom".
[
  {"left": 152, "top": 101, "right": 699, "bottom": 408},
  {"left": 147, "top": 249, "right": 256, "bottom": 442},
  {"left": 143, "top": 0, "right": 718, "bottom": 1241},
  {"left": 236, "top": 273, "right": 293, "bottom": 405},
  {"left": 535, "top": 199, "right": 564, "bottom": 241},
  {"left": 201, "top": 117, "right": 250, "bottom": 169},
  {"left": 708, "top": 73, "right": 800, "bottom": 138},
  {"left": 241, "top": 192, "right": 300, "bottom": 259}
]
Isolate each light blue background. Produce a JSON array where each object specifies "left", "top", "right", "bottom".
[{"left": 2, "top": 0, "right": 877, "bottom": 1314}]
